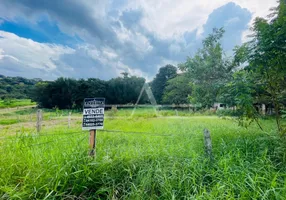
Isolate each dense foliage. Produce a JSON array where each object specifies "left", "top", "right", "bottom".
[
  {"left": 179, "top": 28, "right": 234, "bottom": 108},
  {"left": 162, "top": 73, "right": 192, "bottom": 104},
  {"left": 220, "top": 0, "right": 286, "bottom": 133},
  {"left": 0, "top": 74, "right": 40, "bottom": 99},
  {"left": 30, "top": 75, "right": 149, "bottom": 109},
  {"left": 150, "top": 65, "right": 177, "bottom": 104}
]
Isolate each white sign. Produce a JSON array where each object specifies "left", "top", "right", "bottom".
[{"left": 82, "top": 98, "right": 105, "bottom": 130}]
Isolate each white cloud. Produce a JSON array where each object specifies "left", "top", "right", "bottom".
[
  {"left": 0, "top": 31, "right": 74, "bottom": 71},
  {"left": 0, "top": 31, "right": 147, "bottom": 80},
  {"left": 0, "top": 0, "right": 278, "bottom": 80},
  {"left": 124, "top": 0, "right": 277, "bottom": 39}
]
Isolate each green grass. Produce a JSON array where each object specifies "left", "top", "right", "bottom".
[
  {"left": 0, "top": 119, "right": 19, "bottom": 125},
  {"left": 0, "top": 99, "right": 36, "bottom": 108},
  {"left": 0, "top": 108, "right": 286, "bottom": 199}
]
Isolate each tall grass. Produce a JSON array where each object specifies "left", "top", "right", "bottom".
[
  {"left": 0, "top": 109, "right": 286, "bottom": 199},
  {"left": 0, "top": 99, "right": 36, "bottom": 109}
]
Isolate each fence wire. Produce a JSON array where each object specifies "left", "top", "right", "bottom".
[{"left": 0, "top": 129, "right": 173, "bottom": 141}]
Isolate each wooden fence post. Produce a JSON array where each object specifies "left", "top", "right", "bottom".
[
  {"left": 89, "top": 130, "right": 97, "bottom": 157},
  {"left": 175, "top": 109, "right": 178, "bottom": 116},
  {"left": 36, "top": 109, "right": 42, "bottom": 133},
  {"left": 203, "top": 129, "right": 212, "bottom": 158},
  {"left": 68, "top": 112, "right": 71, "bottom": 128},
  {"left": 262, "top": 104, "right": 266, "bottom": 116}
]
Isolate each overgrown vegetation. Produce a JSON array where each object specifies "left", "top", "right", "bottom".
[{"left": 0, "top": 108, "right": 286, "bottom": 199}]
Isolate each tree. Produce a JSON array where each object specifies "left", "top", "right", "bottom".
[
  {"left": 234, "top": 0, "right": 286, "bottom": 133},
  {"left": 151, "top": 65, "right": 177, "bottom": 104},
  {"left": 162, "top": 74, "right": 192, "bottom": 104},
  {"left": 220, "top": 70, "right": 264, "bottom": 130},
  {"left": 31, "top": 78, "right": 77, "bottom": 109},
  {"left": 72, "top": 78, "right": 107, "bottom": 109},
  {"left": 179, "top": 28, "right": 234, "bottom": 108},
  {"left": 30, "top": 82, "right": 52, "bottom": 108},
  {"left": 106, "top": 74, "right": 147, "bottom": 104}
]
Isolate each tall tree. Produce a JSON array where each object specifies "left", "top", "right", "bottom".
[
  {"left": 106, "top": 73, "right": 147, "bottom": 104},
  {"left": 151, "top": 65, "right": 177, "bottom": 104},
  {"left": 72, "top": 78, "right": 107, "bottom": 108},
  {"left": 179, "top": 28, "right": 234, "bottom": 108},
  {"left": 162, "top": 73, "right": 192, "bottom": 104},
  {"left": 220, "top": 70, "right": 264, "bottom": 130},
  {"left": 234, "top": 0, "right": 286, "bottom": 133}
]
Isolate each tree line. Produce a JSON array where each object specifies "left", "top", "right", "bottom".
[{"left": 30, "top": 75, "right": 150, "bottom": 109}]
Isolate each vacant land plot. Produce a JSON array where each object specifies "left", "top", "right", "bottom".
[{"left": 0, "top": 108, "right": 286, "bottom": 199}]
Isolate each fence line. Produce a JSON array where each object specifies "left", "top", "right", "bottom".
[
  {"left": 100, "top": 129, "right": 173, "bottom": 137},
  {"left": 2, "top": 134, "right": 88, "bottom": 151},
  {"left": 20, "top": 134, "right": 88, "bottom": 149},
  {"left": 0, "top": 128, "right": 173, "bottom": 141},
  {"left": 0, "top": 134, "right": 89, "bottom": 154},
  {"left": 0, "top": 128, "right": 173, "bottom": 153},
  {"left": 0, "top": 131, "right": 86, "bottom": 140}
]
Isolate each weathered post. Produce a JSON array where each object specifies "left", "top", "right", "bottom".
[
  {"left": 111, "top": 105, "right": 118, "bottom": 112},
  {"left": 68, "top": 112, "right": 71, "bottom": 128},
  {"left": 36, "top": 109, "right": 42, "bottom": 133},
  {"left": 203, "top": 129, "right": 212, "bottom": 158},
  {"left": 89, "top": 130, "right": 96, "bottom": 157},
  {"left": 262, "top": 104, "right": 266, "bottom": 116},
  {"left": 175, "top": 109, "right": 178, "bottom": 116}
]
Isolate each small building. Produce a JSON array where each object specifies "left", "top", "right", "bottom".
[{"left": 213, "top": 103, "right": 226, "bottom": 110}]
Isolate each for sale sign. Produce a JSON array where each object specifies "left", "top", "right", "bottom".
[{"left": 82, "top": 98, "right": 105, "bottom": 130}]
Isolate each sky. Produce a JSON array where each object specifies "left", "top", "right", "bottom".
[{"left": 0, "top": 0, "right": 278, "bottom": 80}]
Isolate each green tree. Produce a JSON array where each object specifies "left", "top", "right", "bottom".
[
  {"left": 30, "top": 82, "right": 52, "bottom": 108},
  {"left": 106, "top": 74, "right": 147, "bottom": 104},
  {"left": 179, "top": 28, "right": 234, "bottom": 108},
  {"left": 220, "top": 70, "right": 263, "bottom": 130},
  {"left": 162, "top": 74, "right": 192, "bottom": 104},
  {"left": 0, "top": 74, "right": 39, "bottom": 99},
  {"left": 72, "top": 78, "right": 107, "bottom": 109},
  {"left": 235, "top": 0, "right": 286, "bottom": 133},
  {"left": 151, "top": 65, "right": 177, "bottom": 104}
]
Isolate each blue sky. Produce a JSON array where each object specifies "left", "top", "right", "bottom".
[{"left": 0, "top": 0, "right": 277, "bottom": 80}]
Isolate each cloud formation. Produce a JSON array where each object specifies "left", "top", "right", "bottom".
[{"left": 0, "top": 0, "right": 277, "bottom": 80}]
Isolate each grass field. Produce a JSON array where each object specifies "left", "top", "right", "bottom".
[
  {"left": 0, "top": 108, "right": 286, "bottom": 199},
  {"left": 0, "top": 99, "right": 36, "bottom": 109}
]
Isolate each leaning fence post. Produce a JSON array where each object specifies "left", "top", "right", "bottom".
[
  {"left": 203, "top": 129, "right": 212, "bottom": 158},
  {"left": 36, "top": 109, "right": 42, "bottom": 133}
]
